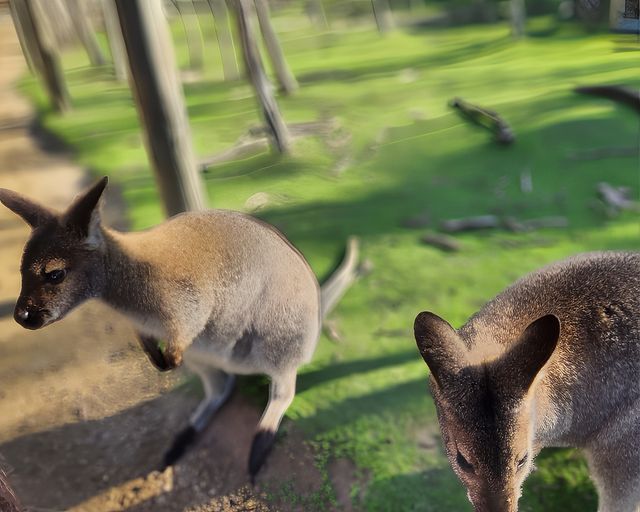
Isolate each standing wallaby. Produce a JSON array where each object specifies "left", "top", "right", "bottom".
[
  {"left": 0, "top": 177, "right": 359, "bottom": 478},
  {"left": 414, "top": 252, "right": 640, "bottom": 512}
]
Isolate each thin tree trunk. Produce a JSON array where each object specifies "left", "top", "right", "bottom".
[
  {"left": 254, "top": 0, "right": 298, "bottom": 95},
  {"left": 67, "top": 0, "right": 107, "bottom": 65},
  {"left": 9, "top": 0, "right": 37, "bottom": 72},
  {"left": 305, "top": 0, "right": 328, "bottom": 29},
  {"left": 233, "top": 0, "right": 290, "bottom": 153},
  {"left": 114, "top": 0, "right": 207, "bottom": 215},
  {"left": 510, "top": 0, "right": 526, "bottom": 37},
  {"left": 101, "top": 0, "right": 128, "bottom": 81},
  {"left": 10, "top": 0, "right": 70, "bottom": 113},
  {"left": 371, "top": 0, "right": 395, "bottom": 33},
  {"left": 174, "top": 0, "right": 204, "bottom": 70},
  {"left": 206, "top": 0, "right": 240, "bottom": 81}
]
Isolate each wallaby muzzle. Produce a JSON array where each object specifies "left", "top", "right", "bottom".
[{"left": 14, "top": 298, "right": 47, "bottom": 330}]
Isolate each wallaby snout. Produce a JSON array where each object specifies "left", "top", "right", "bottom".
[{"left": 14, "top": 297, "right": 47, "bottom": 330}]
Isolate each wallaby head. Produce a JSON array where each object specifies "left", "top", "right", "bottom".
[
  {"left": 414, "top": 311, "right": 560, "bottom": 512},
  {"left": 0, "top": 177, "right": 108, "bottom": 330}
]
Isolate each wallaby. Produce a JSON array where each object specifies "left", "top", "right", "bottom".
[
  {"left": 0, "top": 176, "right": 359, "bottom": 478},
  {"left": 414, "top": 252, "right": 640, "bottom": 512}
]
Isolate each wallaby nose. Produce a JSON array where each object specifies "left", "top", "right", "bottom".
[{"left": 14, "top": 303, "right": 44, "bottom": 329}]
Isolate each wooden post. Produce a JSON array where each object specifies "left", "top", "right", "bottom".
[
  {"left": 233, "top": 0, "right": 290, "bottom": 153},
  {"left": 510, "top": 0, "right": 526, "bottom": 37},
  {"left": 67, "top": 0, "right": 107, "bottom": 66},
  {"left": 101, "top": 0, "right": 128, "bottom": 81},
  {"left": 9, "top": 0, "right": 38, "bottom": 72},
  {"left": 10, "top": 0, "right": 70, "bottom": 113},
  {"left": 371, "top": 0, "right": 395, "bottom": 33},
  {"left": 174, "top": 0, "right": 204, "bottom": 70},
  {"left": 254, "top": 0, "right": 298, "bottom": 95},
  {"left": 115, "top": 0, "right": 207, "bottom": 215},
  {"left": 206, "top": 0, "right": 240, "bottom": 81}
]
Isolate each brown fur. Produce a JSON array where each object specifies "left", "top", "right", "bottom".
[
  {"left": 415, "top": 252, "right": 640, "bottom": 512},
  {"left": 0, "top": 177, "right": 359, "bottom": 477}
]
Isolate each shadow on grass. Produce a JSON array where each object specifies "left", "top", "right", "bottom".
[{"left": 297, "top": 351, "right": 418, "bottom": 393}]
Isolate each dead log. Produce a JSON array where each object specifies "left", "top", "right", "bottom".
[
  {"left": 450, "top": 97, "right": 515, "bottom": 144},
  {"left": 440, "top": 215, "right": 500, "bottom": 232},
  {"left": 566, "top": 146, "right": 637, "bottom": 161},
  {"left": 574, "top": 85, "right": 640, "bottom": 114},
  {"left": 420, "top": 232, "right": 461, "bottom": 252},
  {"left": 596, "top": 182, "right": 640, "bottom": 213}
]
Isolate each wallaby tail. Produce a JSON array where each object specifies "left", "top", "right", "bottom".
[{"left": 320, "top": 236, "right": 360, "bottom": 319}]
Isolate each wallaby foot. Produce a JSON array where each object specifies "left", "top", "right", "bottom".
[
  {"left": 162, "top": 371, "right": 236, "bottom": 469},
  {"left": 248, "top": 370, "right": 297, "bottom": 480},
  {"left": 162, "top": 425, "right": 197, "bottom": 468},
  {"left": 249, "top": 429, "right": 277, "bottom": 483},
  {"left": 136, "top": 333, "right": 183, "bottom": 371}
]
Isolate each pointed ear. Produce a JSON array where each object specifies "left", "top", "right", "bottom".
[
  {"left": 414, "top": 311, "right": 468, "bottom": 387},
  {"left": 496, "top": 314, "right": 560, "bottom": 396},
  {"left": 0, "top": 188, "right": 56, "bottom": 228},
  {"left": 63, "top": 176, "right": 108, "bottom": 242}
]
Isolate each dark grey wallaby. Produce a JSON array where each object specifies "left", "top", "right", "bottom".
[
  {"left": 414, "top": 252, "right": 640, "bottom": 512},
  {"left": 0, "top": 177, "right": 359, "bottom": 478}
]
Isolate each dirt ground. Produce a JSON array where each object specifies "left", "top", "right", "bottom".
[{"left": 0, "top": 11, "right": 337, "bottom": 512}]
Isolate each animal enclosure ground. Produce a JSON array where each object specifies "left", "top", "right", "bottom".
[{"left": 11, "top": 7, "right": 640, "bottom": 512}]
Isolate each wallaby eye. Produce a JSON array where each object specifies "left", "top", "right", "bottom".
[
  {"left": 517, "top": 453, "right": 528, "bottom": 470},
  {"left": 456, "top": 450, "right": 475, "bottom": 473},
  {"left": 44, "top": 268, "right": 67, "bottom": 284}
]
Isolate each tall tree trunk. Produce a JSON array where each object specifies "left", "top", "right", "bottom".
[
  {"left": 305, "top": 0, "right": 329, "bottom": 29},
  {"left": 510, "top": 0, "right": 526, "bottom": 37},
  {"left": 67, "top": 0, "right": 106, "bottom": 65},
  {"left": 233, "top": 0, "right": 290, "bottom": 153},
  {"left": 371, "top": 0, "right": 395, "bottom": 33},
  {"left": 10, "top": 0, "right": 70, "bottom": 113},
  {"left": 101, "top": 0, "right": 128, "bottom": 81},
  {"left": 175, "top": 0, "right": 204, "bottom": 70},
  {"left": 254, "top": 0, "right": 298, "bottom": 95},
  {"left": 114, "top": 0, "right": 207, "bottom": 215},
  {"left": 206, "top": 0, "right": 240, "bottom": 81},
  {"left": 9, "top": 0, "right": 37, "bottom": 72}
]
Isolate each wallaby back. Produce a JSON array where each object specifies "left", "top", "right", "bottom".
[{"left": 415, "top": 252, "right": 640, "bottom": 512}]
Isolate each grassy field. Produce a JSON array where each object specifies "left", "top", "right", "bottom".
[{"left": 22, "top": 9, "right": 640, "bottom": 511}]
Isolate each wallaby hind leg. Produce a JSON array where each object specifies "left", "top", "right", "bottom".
[
  {"left": 249, "top": 369, "right": 297, "bottom": 480},
  {"left": 163, "top": 364, "right": 236, "bottom": 468}
]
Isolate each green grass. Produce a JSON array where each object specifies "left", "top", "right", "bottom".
[{"left": 21, "top": 10, "right": 640, "bottom": 511}]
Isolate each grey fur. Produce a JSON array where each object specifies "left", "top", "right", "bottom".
[
  {"left": 0, "top": 177, "right": 359, "bottom": 476},
  {"left": 415, "top": 252, "right": 640, "bottom": 512}
]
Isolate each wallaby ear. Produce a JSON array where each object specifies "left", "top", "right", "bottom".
[
  {"left": 0, "top": 188, "right": 56, "bottom": 228},
  {"left": 496, "top": 314, "right": 560, "bottom": 396},
  {"left": 414, "top": 311, "right": 468, "bottom": 387},
  {"left": 63, "top": 176, "right": 108, "bottom": 242}
]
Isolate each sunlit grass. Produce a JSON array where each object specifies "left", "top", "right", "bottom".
[{"left": 20, "top": 11, "right": 639, "bottom": 511}]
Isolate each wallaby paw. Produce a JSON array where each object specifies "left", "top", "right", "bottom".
[
  {"left": 248, "top": 429, "right": 276, "bottom": 482},
  {"left": 162, "top": 347, "right": 183, "bottom": 370},
  {"left": 162, "top": 425, "right": 197, "bottom": 469}
]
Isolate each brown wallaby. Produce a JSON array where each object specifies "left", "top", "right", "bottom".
[
  {"left": 0, "top": 176, "right": 359, "bottom": 478},
  {"left": 414, "top": 252, "right": 640, "bottom": 512}
]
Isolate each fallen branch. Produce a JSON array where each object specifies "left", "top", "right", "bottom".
[
  {"left": 200, "top": 118, "right": 342, "bottom": 171},
  {"left": 441, "top": 215, "right": 569, "bottom": 233},
  {"left": 440, "top": 215, "right": 499, "bottom": 232},
  {"left": 574, "top": 85, "right": 640, "bottom": 114},
  {"left": 420, "top": 232, "right": 461, "bottom": 252},
  {"left": 596, "top": 182, "right": 640, "bottom": 213},
  {"left": 566, "top": 146, "right": 638, "bottom": 161},
  {"left": 449, "top": 97, "right": 515, "bottom": 145}
]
